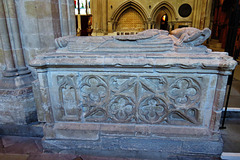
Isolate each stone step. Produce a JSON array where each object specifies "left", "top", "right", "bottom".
[
  {"left": 210, "top": 39, "right": 220, "bottom": 43},
  {"left": 209, "top": 42, "right": 223, "bottom": 48}
]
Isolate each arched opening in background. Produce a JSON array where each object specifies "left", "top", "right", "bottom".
[
  {"left": 151, "top": 2, "right": 177, "bottom": 31},
  {"left": 160, "top": 14, "right": 168, "bottom": 30},
  {"left": 116, "top": 8, "right": 145, "bottom": 33},
  {"left": 155, "top": 11, "right": 169, "bottom": 30},
  {"left": 155, "top": 10, "right": 169, "bottom": 31},
  {"left": 111, "top": 1, "right": 148, "bottom": 35}
]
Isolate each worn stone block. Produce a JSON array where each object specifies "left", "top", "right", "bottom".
[
  {"left": 182, "top": 139, "right": 223, "bottom": 155},
  {"left": 39, "top": 34, "right": 55, "bottom": 49},
  {"left": 0, "top": 87, "right": 37, "bottom": 125},
  {"left": 44, "top": 123, "right": 100, "bottom": 140},
  {"left": 38, "top": 19, "right": 54, "bottom": 34},
  {"left": 120, "top": 137, "right": 182, "bottom": 153},
  {"left": 55, "top": 129, "right": 99, "bottom": 140},
  {"left": 101, "top": 136, "right": 121, "bottom": 151},
  {"left": 100, "top": 124, "right": 135, "bottom": 136},
  {"left": 24, "top": 1, "right": 51, "bottom": 19},
  {"left": 135, "top": 125, "right": 150, "bottom": 136}
]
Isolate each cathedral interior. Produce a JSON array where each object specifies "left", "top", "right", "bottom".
[{"left": 0, "top": 0, "right": 240, "bottom": 159}]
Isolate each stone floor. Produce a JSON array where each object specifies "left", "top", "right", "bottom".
[
  {"left": 2, "top": 117, "right": 240, "bottom": 160},
  {"left": 221, "top": 118, "right": 240, "bottom": 153},
  {"left": 0, "top": 135, "right": 139, "bottom": 160},
  {"left": 0, "top": 135, "right": 144, "bottom": 160}
]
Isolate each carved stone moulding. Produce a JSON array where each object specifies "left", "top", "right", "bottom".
[{"left": 30, "top": 28, "right": 237, "bottom": 159}]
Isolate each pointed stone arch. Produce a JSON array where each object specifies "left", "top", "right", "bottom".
[
  {"left": 111, "top": 1, "right": 148, "bottom": 32},
  {"left": 150, "top": 1, "right": 177, "bottom": 31}
]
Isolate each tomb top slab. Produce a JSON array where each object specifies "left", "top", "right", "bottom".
[
  {"left": 30, "top": 28, "right": 237, "bottom": 73},
  {"left": 30, "top": 52, "right": 236, "bottom": 74}
]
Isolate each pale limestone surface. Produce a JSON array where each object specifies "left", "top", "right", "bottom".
[
  {"left": 54, "top": 28, "right": 213, "bottom": 54},
  {"left": 30, "top": 28, "right": 237, "bottom": 159}
]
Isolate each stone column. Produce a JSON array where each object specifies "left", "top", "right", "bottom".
[
  {"left": 192, "top": 0, "right": 213, "bottom": 29},
  {"left": 168, "top": 22, "right": 172, "bottom": 32},
  {"left": 192, "top": 0, "right": 202, "bottom": 29},
  {"left": 59, "top": 0, "right": 69, "bottom": 36},
  {"left": 3, "top": 0, "right": 30, "bottom": 75},
  {"left": 107, "top": 21, "right": 113, "bottom": 33},
  {"left": 152, "top": 21, "right": 156, "bottom": 29},
  {"left": 147, "top": 19, "right": 152, "bottom": 29},
  {"left": 102, "top": 0, "right": 108, "bottom": 34},
  {"left": 92, "top": 0, "right": 106, "bottom": 36},
  {"left": 0, "top": 1, "right": 17, "bottom": 77},
  {"left": 0, "top": 0, "right": 36, "bottom": 125},
  {"left": 67, "top": 0, "right": 76, "bottom": 36},
  {"left": 58, "top": 0, "right": 76, "bottom": 36},
  {"left": 204, "top": 0, "right": 213, "bottom": 29}
]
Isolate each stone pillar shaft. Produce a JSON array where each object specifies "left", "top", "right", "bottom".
[
  {"left": 58, "top": 0, "right": 76, "bottom": 36},
  {"left": 59, "top": 0, "right": 69, "bottom": 36},
  {"left": 0, "top": 0, "right": 17, "bottom": 76},
  {"left": 3, "top": 0, "right": 29, "bottom": 75},
  {"left": 92, "top": 0, "right": 106, "bottom": 36}
]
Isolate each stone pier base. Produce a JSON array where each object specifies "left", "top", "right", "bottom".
[
  {"left": 41, "top": 122, "right": 223, "bottom": 159},
  {"left": 42, "top": 135, "right": 222, "bottom": 159},
  {"left": 0, "top": 86, "right": 37, "bottom": 124}
]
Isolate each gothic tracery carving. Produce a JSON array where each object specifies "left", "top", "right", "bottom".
[
  {"left": 55, "top": 74, "right": 202, "bottom": 125},
  {"left": 108, "top": 96, "right": 135, "bottom": 122},
  {"left": 168, "top": 78, "right": 201, "bottom": 108},
  {"left": 138, "top": 96, "right": 167, "bottom": 124}
]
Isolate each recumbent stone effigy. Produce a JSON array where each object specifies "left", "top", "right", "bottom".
[{"left": 30, "top": 27, "right": 237, "bottom": 159}]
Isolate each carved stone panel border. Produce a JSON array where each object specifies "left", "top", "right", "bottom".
[{"left": 50, "top": 72, "right": 205, "bottom": 126}]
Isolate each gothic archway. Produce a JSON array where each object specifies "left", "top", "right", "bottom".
[
  {"left": 111, "top": 1, "right": 148, "bottom": 32},
  {"left": 151, "top": 1, "right": 177, "bottom": 31},
  {"left": 116, "top": 8, "right": 145, "bottom": 32}
]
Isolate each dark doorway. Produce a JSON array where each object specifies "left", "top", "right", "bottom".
[{"left": 160, "top": 14, "right": 168, "bottom": 30}]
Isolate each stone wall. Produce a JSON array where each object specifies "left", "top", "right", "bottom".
[
  {"left": 92, "top": 0, "right": 213, "bottom": 35},
  {"left": 116, "top": 8, "right": 145, "bottom": 32},
  {"left": 16, "top": 0, "right": 75, "bottom": 70}
]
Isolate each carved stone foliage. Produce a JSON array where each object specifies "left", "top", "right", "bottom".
[{"left": 54, "top": 74, "right": 202, "bottom": 125}]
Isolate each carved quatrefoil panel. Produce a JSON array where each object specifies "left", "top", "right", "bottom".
[
  {"left": 54, "top": 74, "right": 202, "bottom": 125},
  {"left": 168, "top": 78, "right": 201, "bottom": 108},
  {"left": 138, "top": 96, "right": 167, "bottom": 124},
  {"left": 108, "top": 96, "right": 135, "bottom": 123}
]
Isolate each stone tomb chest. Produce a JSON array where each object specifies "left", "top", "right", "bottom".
[{"left": 30, "top": 28, "right": 237, "bottom": 159}]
